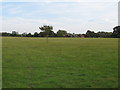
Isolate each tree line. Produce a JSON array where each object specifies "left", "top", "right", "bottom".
[{"left": 1, "top": 25, "right": 120, "bottom": 38}]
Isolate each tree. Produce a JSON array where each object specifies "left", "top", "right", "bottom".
[
  {"left": 22, "top": 33, "right": 27, "bottom": 37},
  {"left": 39, "top": 25, "right": 53, "bottom": 36},
  {"left": 112, "top": 26, "right": 120, "bottom": 38},
  {"left": 34, "top": 32, "right": 39, "bottom": 37},
  {"left": 11, "top": 31, "right": 18, "bottom": 36},
  {"left": 49, "top": 31, "right": 56, "bottom": 37},
  {"left": 39, "top": 25, "right": 53, "bottom": 42},
  {"left": 57, "top": 30, "right": 67, "bottom": 37},
  {"left": 2, "top": 32, "right": 10, "bottom": 36},
  {"left": 97, "top": 31, "right": 112, "bottom": 38},
  {"left": 86, "top": 30, "right": 98, "bottom": 37},
  {"left": 67, "top": 33, "right": 73, "bottom": 37},
  {"left": 39, "top": 32, "right": 46, "bottom": 37},
  {"left": 27, "top": 33, "right": 32, "bottom": 37}
]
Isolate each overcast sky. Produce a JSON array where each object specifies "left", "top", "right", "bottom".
[{"left": 1, "top": 0, "right": 119, "bottom": 34}]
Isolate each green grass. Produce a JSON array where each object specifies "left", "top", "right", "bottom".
[{"left": 2, "top": 37, "right": 118, "bottom": 88}]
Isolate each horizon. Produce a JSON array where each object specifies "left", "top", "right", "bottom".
[{"left": 0, "top": 28, "right": 114, "bottom": 34}]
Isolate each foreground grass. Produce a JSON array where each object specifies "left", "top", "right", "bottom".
[{"left": 2, "top": 37, "right": 118, "bottom": 88}]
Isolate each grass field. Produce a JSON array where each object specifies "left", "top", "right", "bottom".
[{"left": 2, "top": 37, "right": 118, "bottom": 88}]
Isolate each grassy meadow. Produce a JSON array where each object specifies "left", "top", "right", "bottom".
[{"left": 2, "top": 37, "right": 118, "bottom": 88}]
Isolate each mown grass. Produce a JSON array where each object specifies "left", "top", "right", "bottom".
[{"left": 2, "top": 37, "right": 118, "bottom": 88}]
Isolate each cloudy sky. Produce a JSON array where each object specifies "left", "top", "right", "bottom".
[{"left": 1, "top": 0, "right": 119, "bottom": 34}]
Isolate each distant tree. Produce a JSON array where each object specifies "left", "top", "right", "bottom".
[
  {"left": 27, "top": 33, "right": 32, "bottom": 37},
  {"left": 67, "top": 33, "right": 73, "bottom": 37},
  {"left": 97, "top": 31, "right": 112, "bottom": 38},
  {"left": 34, "top": 32, "right": 39, "bottom": 37},
  {"left": 22, "top": 33, "right": 27, "bottom": 37},
  {"left": 86, "top": 30, "right": 98, "bottom": 37},
  {"left": 2, "top": 32, "right": 10, "bottom": 36},
  {"left": 107, "top": 32, "right": 112, "bottom": 38},
  {"left": 39, "top": 25, "right": 53, "bottom": 36},
  {"left": 57, "top": 30, "right": 67, "bottom": 37},
  {"left": 39, "top": 32, "right": 46, "bottom": 37},
  {"left": 49, "top": 31, "right": 56, "bottom": 37},
  {"left": 72, "top": 33, "right": 80, "bottom": 37},
  {"left": 80, "top": 34, "right": 85, "bottom": 38},
  {"left": 39, "top": 25, "right": 53, "bottom": 42},
  {"left": 72, "top": 33, "right": 75, "bottom": 37},
  {"left": 112, "top": 26, "right": 120, "bottom": 38},
  {"left": 11, "top": 31, "right": 18, "bottom": 36}
]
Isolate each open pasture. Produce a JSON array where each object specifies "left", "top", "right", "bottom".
[{"left": 2, "top": 37, "right": 118, "bottom": 88}]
